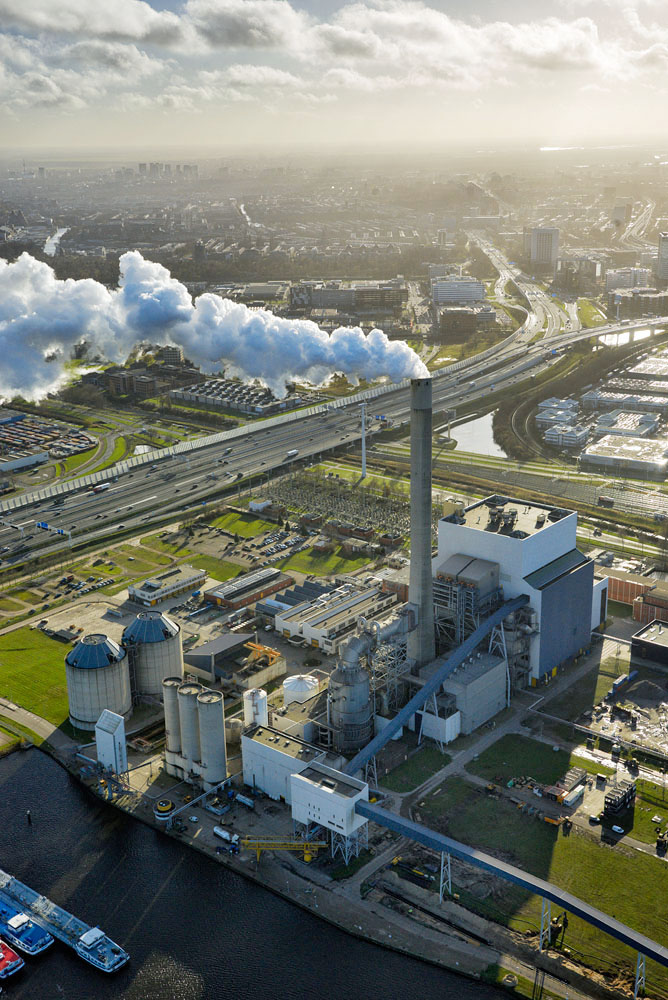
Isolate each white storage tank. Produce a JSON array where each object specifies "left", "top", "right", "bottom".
[
  {"left": 283, "top": 674, "right": 318, "bottom": 707},
  {"left": 65, "top": 634, "right": 131, "bottom": 732},
  {"left": 162, "top": 676, "right": 182, "bottom": 754},
  {"left": 178, "top": 682, "right": 203, "bottom": 766},
  {"left": 197, "top": 689, "right": 227, "bottom": 786},
  {"left": 243, "top": 688, "right": 268, "bottom": 728},
  {"left": 122, "top": 612, "right": 183, "bottom": 696}
]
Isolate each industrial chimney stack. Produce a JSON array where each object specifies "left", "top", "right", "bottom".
[{"left": 407, "top": 377, "right": 436, "bottom": 668}]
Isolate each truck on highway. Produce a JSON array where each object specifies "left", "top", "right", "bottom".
[
  {"left": 285, "top": 449, "right": 299, "bottom": 460},
  {"left": 92, "top": 483, "right": 111, "bottom": 494},
  {"left": 597, "top": 496, "right": 615, "bottom": 508}
]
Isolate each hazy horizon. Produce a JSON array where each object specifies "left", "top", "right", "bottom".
[{"left": 2, "top": 0, "right": 668, "bottom": 151}]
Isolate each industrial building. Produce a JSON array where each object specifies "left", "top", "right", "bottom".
[
  {"left": 289, "top": 278, "right": 407, "bottom": 315},
  {"left": 163, "top": 677, "right": 227, "bottom": 790},
  {"left": 631, "top": 621, "right": 668, "bottom": 664},
  {"left": 273, "top": 583, "right": 398, "bottom": 654},
  {"left": 128, "top": 565, "right": 206, "bottom": 607},
  {"left": 437, "top": 496, "right": 603, "bottom": 682},
  {"left": 95, "top": 710, "right": 128, "bottom": 776},
  {"left": 580, "top": 436, "right": 668, "bottom": 476},
  {"left": 65, "top": 634, "right": 132, "bottom": 731},
  {"left": 544, "top": 424, "right": 589, "bottom": 449},
  {"left": 632, "top": 582, "right": 668, "bottom": 624},
  {"left": 582, "top": 390, "right": 668, "bottom": 415},
  {"left": 431, "top": 276, "right": 484, "bottom": 305},
  {"left": 241, "top": 725, "right": 343, "bottom": 804},
  {"left": 604, "top": 780, "right": 636, "bottom": 818},
  {"left": 204, "top": 567, "right": 292, "bottom": 609}
]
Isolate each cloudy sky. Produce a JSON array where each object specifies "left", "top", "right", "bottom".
[{"left": 1, "top": 0, "right": 668, "bottom": 152}]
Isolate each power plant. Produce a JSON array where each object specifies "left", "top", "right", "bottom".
[{"left": 163, "top": 677, "right": 227, "bottom": 790}]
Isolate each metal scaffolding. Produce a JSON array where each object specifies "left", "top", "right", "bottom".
[
  {"left": 331, "top": 823, "right": 368, "bottom": 866},
  {"left": 439, "top": 852, "right": 452, "bottom": 903},
  {"left": 433, "top": 578, "right": 501, "bottom": 648},
  {"left": 369, "top": 632, "right": 412, "bottom": 714}
]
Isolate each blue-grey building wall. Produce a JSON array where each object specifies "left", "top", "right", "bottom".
[{"left": 538, "top": 561, "right": 594, "bottom": 675}]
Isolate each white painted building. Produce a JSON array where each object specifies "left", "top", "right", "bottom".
[
  {"left": 524, "top": 226, "right": 559, "bottom": 267},
  {"left": 95, "top": 710, "right": 127, "bottom": 775},
  {"left": 129, "top": 565, "right": 207, "bottom": 607},
  {"left": 544, "top": 424, "right": 589, "bottom": 449},
  {"left": 437, "top": 496, "right": 596, "bottom": 681},
  {"left": 241, "top": 725, "right": 342, "bottom": 805},
  {"left": 605, "top": 267, "right": 652, "bottom": 293},
  {"left": 431, "top": 276, "right": 484, "bottom": 305},
  {"left": 291, "top": 762, "right": 368, "bottom": 837}
]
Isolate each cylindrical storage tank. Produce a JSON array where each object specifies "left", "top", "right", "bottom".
[
  {"left": 328, "top": 663, "right": 373, "bottom": 753},
  {"left": 283, "top": 674, "right": 319, "bottom": 707},
  {"left": 243, "top": 688, "right": 268, "bottom": 728},
  {"left": 65, "top": 634, "right": 131, "bottom": 732},
  {"left": 225, "top": 717, "right": 243, "bottom": 745},
  {"left": 122, "top": 612, "right": 183, "bottom": 696},
  {"left": 162, "top": 676, "right": 182, "bottom": 754},
  {"left": 177, "top": 682, "right": 203, "bottom": 766},
  {"left": 197, "top": 689, "right": 227, "bottom": 785}
]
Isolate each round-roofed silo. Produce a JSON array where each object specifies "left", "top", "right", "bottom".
[
  {"left": 197, "top": 689, "right": 226, "bottom": 786},
  {"left": 122, "top": 611, "right": 183, "bottom": 696},
  {"left": 65, "top": 634, "right": 131, "bottom": 732},
  {"left": 177, "top": 682, "right": 203, "bottom": 767}
]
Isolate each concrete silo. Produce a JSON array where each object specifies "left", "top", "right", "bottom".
[
  {"left": 162, "top": 677, "right": 182, "bottom": 755},
  {"left": 65, "top": 634, "right": 131, "bottom": 732},
  {"left": 122, "top": 612, "right": 183, "bottom": 697},
  {"left": 197, "top": 690, "right": 227, "bottom": 787},
  {"left": 243, "top": 688, "right": 268, "bottom": 728},
  {"left": 177, "top": 682, "right": 203, "bottom": 769}
]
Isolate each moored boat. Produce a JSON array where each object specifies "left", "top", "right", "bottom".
[
  {"left": 0, "top": 902, "right": 53, "bottom": 955},
  {"left": 0, "top": 938, "right": 24, "bottom": 978}
]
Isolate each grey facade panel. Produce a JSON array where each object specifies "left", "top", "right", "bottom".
[{"left": 538, "top": 560, "right": 594, "bottom": 675}]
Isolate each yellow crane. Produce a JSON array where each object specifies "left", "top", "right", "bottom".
[{"left": 241, "top": 837, "right": 328, "bottom": 862}]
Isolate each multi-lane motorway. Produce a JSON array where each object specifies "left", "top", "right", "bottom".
[{"left": 1, "top": 248, "right": 667, "bottom": 568}]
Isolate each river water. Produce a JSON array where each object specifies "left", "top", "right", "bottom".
[
  {"left": 0, "top": 751, "right": 502, "bottom": 1000},
  {"left": 453, "top": 413, "right": 507, "bottom": 458},
  {"left": 44, "top": 228, "right": 68, "bottom": 256}
]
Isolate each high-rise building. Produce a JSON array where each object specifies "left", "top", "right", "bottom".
[
  {"left": 524, "top": 226, "right": 560, "bottom": 268},
  {"left": 657, "top": 233, "right": 668, "bottom": 282}
]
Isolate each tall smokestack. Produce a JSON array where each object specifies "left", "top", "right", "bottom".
[{"left": 407, "top": 377, "right": 435, "bottom": 668}]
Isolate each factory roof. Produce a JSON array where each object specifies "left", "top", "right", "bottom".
[
  {"left": 244, "top": 725, "right": 323, "bottom": 763},
  {"left": 442, "top": 495, "right": 573, "bottom": 539},
  {"left": 632, "top": 620, "right": 668, "bottom": 648},
  {"left": 435, "top": 553, "right": 499, "bottom": 585},
  {"left": 95, "top": 710, "right": 125, "bottom": 735},
  {"left": 297, "top": 763, "right": 366, "bottom": 798},
  {"left": 131, "top": 564, "right": 205, "bottom": 595},
  {"left": 524, "top": 549, "right": 589, "bottom": 590},
  {"left": 272, "top": 689, "right": 328, "bottom": 725},
  {"left": 184, "top": 633, "right": 254, "bottom": 662},
  {"left": 423, "top": 651, "right": 505, "bottom": 690},
  {"left": 205, "top": 566, "right": 282, "bottom": 601},
  {"left": 582, "top": 436, "right": 668, "bottom": 465}
]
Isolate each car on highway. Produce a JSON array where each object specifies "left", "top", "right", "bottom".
[
  {"left": 589, "top": 815, "right": 601, "bottom": 825},
  {"left": 611, "top": 825, "right": 624, "bottom": 835}
]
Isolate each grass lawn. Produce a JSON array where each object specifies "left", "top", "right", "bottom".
[
  {"left": 190, "top": 555, "right": 241, "bottom": 582},
  {"left": 419, "top": 776, "right": 668, "bottom": 992},
  {"left": 466, "top": 733, "right": 613, "bottom": 786},
  {"left": 0, "top": 596, "right": 24, "bottom": 612},
  {"left": 577, "top": 298, "right": 607, "bottom": 329},
  {"left": 211, "top": 511, "right": 275, "bottom": 538},
  {"left": 278, "top": 545, "right": 370, "bottom": 577},
  {"left": 62, "top": 446, "right": 97, "bottom": 474},
  {"left": 140, "top": 533, "right": 193, "bottom": 556},
  {"left": 91, "top": 436, "right": 127, "bottom": 473},
  {"left": 541, "top": 654, "right": 631, "bottom": 722},
  {"left": 380, "top": 745, "right": 451, "bottom": 793},
  {"left": 0, "top": 628, "right": 70, "bottom": 726},
  {"left": 9, "top": 589, "right": 43, "bottom": 603}
]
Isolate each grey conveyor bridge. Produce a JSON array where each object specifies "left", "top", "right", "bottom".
[
  {"left": 344, "top": 595, "right": 529, "bottom": 776},
  {"left": 355, "top": 801, "right": 668, "bottom": 973}
]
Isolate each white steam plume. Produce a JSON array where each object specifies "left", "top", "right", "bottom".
[{"left": 0, "top": 251, "right": 428, "bottom": 401}]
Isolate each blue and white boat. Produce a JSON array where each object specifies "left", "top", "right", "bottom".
[{"left": 0, "top": 902, "right": 53, "bottom": 956}]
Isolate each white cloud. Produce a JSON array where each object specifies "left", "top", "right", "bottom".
[
  {"left": 186, "top": 0, "right": 311, "bottom": 50},
  {"left": 0, "top": 0, "right": 185, "bottom": 44}
]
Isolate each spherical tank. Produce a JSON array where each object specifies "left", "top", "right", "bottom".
[
  {"left": 65, "top": 634, "right": 131, "bottom": 732},
  {"left": 328, "top": 663, "right": 373, "bottom": 752},
  {"left": 197, "top": 689, "right": 227, "bottom": 785},
  {"left": 162, "top": 676, "right": 182, "bottom": 754},
  {"left": 122, "top": 612, "right": 183, "bottom": 696},
  {"left": 243, "top": 688, "right": 268, "bottom": 728},
  {"left": 177, "top": 682, "right": 203, "bottom": 766},
  {"left": 282, "top": 674, "right": 319, "bottom": 707}
]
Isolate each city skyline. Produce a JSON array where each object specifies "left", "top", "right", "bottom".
[{"left": 2, "top": 0, "right": 668, "bottom": 151}]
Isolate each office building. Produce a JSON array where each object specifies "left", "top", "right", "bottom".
[
  {"left": 658, "top": 233, "right": 668, "bottom": 282},
  {"left": 524, "top": 227, "right": 559, "bottom": 268}
]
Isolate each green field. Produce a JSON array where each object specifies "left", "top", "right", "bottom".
[
  {"left": 190, "top": 555, "right": 241, "bottom": 582},
  {"left": 211, "top": 511, "right": 275, "bottom": 538},
  {"left": 0, "top": 628, "right": 69, "bottom": 726},
  {"left": 278, "top": 545, "right": 370, "bottom": 577},
  {"left": 90, "top": 436, "right": 128, "bottom": 473},
  {"left": 0, "top": 596, "right": 24, "bottom": 612},
  {"left": 380, "top": 746, "right": 451, "bottom": 793},
  {"left": 140, "top": 533, "right": 193, "bottom": 556},
  {"left": 419, "top": 776, "right": 668, "bottom": 992},
  {"left": 62, "top": 446, "right": 97, "bottom": 474},
  {"left": 577, "top": 298, "right": 607, "bottom": 329},
  {"left": 466, "top": 734, "right": 605, "bottom": 785}
]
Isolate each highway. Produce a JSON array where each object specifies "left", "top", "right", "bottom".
[{"left": 1, "top": 255, "right": 667, "bottom": 567}]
